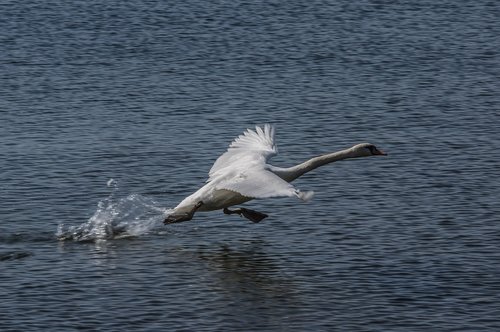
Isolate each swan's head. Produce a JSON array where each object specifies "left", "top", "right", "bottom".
[{"left": 351, "top": 143, "right": 387, "bottom": 157}]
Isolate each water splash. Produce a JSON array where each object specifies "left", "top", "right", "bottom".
[{"left": 57, "top": 180, "right": 170, "bottom": 242}]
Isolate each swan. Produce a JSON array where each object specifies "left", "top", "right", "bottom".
[{"left": 164, "top": 124, "right": 387, "bottom": 224}]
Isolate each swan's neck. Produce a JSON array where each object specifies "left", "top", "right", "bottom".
[{"left": 271, "top": 148, "right": 358, "bottom": 182}]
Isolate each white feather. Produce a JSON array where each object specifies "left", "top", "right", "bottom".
[
  {"left": 206, "top": 124, "right": 301, "bottom": 200},
  {"left": 216, "top": 169, "right": 296, "bottom": 199},
  {"left": 208, "top": 124, "right": 277, "bottom": 179}
]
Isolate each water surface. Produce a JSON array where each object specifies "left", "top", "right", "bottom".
[{"left": 1, "top": 0, "right": 499, "bottom": 331}]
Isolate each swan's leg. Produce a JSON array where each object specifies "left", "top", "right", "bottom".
[
  {"left": 164, "top": 202, "right": 203, "bottom": 224},
  {"left": 223, "top": 207, "right": 268, "bottom": 223}
]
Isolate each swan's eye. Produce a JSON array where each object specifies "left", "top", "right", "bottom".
[{"left": 367, "top": 146, "right": 376, "bottom": 154}]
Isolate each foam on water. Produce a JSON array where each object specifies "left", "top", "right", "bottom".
[{"left": 56, "top": 180, "right": 170, "bottom": 242}]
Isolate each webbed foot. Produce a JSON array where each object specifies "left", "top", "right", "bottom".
[
  {"left": 164, "top": 213, "right": 193, "bottom": 224},
  {"left": 223, "top": 207, "right": 268, "bottom": 223},
  {"left": 164, "top": 201, "right": 203, "bottom": 224}
]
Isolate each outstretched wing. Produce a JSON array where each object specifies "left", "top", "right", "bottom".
[
  {"left": 207, "top": 124, "right": 313, "bottom": 202},
  {"left": 209, "top": 124, "right": 277, "bottom": 179},
  {"left": 216, "top": 168, "right": 314, "bottom": 202}
]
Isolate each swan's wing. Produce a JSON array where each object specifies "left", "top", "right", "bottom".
[
  {"left": 216, "top": 169, "right": 314, "bottom": 202},
  {"left": 209, "top": 124, "right": 277, "bottom": 179},
  {"left": 208, "top": 124, "right": 314, "bottom": 202}
]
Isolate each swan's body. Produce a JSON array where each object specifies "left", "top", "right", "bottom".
[{"left": 165, "top": 124, "right": 386, "bottom": 223}]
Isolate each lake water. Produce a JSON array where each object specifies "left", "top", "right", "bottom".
[{"left": 1, "top": 0, "right": 499, "bottom": 331}]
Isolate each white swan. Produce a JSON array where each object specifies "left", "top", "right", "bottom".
[{"left": 164, "top": 124, "right": 386, "bottom": 224}]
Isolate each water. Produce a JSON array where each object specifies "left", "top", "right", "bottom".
[{"left": 1, "top": 0, "right": 499, "bottom": 330}]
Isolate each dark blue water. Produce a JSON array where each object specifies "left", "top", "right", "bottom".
[{"left": 1, "top": 1, "right": 500, "bottom": 330}]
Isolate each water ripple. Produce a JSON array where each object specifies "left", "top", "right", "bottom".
[{"left": 1, "top": 0, "right": 500, "bottom": 330}]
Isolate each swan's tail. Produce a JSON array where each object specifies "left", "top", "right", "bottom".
[{"left": 296, "top": 190, "right": 314, "bottom": 202}]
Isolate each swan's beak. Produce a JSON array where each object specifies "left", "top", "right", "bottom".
[{"left": 374, "top": 149, "right": 387, "bottom": 156}]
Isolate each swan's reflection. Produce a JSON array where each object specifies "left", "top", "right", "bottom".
[{"left": 192, "top": 240, "right": 304, "bottom": 325}]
